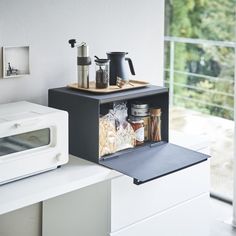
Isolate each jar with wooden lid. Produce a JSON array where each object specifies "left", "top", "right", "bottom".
[
  {"left": 129, "top": 117, "right": 144, "bottom": 146},
  {"left": 150, "top": 108, "right": 161, "bottom": 142}
]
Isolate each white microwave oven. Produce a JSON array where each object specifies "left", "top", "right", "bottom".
[{"left": 0, "top": 101, "right": 68, "bottom": 185}]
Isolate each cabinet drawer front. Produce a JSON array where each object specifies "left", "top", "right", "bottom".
[
  {"left": 110, "top": 193, "right": 210, "bottom": 236},
  {"left": 111, "top": 161, "right": 209, "bottom": 231}
]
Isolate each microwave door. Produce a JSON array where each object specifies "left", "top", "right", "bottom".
[
  {"left": 0, "top": 137, "right": 35, "bottom": 156},
  {"left": 0, "top": 128, "right": 51, "bottom": 157},
  {"left": 0, "top": 140, "right": 23, "bottom": 156}
]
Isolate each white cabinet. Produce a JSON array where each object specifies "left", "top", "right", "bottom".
[
  {"left": 110, "top": 161, "right": 209, "bottom": 231},
  {"left": 43, "top": 181, "right": 111, "bottom": 236},
  {"left": 110, "top": 194, "right": 210, "bottom": 236},
  {"left": 43, "top": 133, "right": 210, "bottom": 236}
]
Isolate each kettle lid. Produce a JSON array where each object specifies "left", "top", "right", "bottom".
[{"left": 106, "top": 52, "right": 128, "bottom": 55}]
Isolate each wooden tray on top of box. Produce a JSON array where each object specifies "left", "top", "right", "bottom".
[{"left": 68, "top": 80, "right": 149, "bottom": 94}]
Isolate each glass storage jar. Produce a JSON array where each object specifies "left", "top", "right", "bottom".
[
  {"left": 95, "top": 59, "right": 110, "bottom": 89},
  {"left": 130, "top": 102, "right": 150, "bottom": 141},
  {"left": 129, "top": 117, "right": 144, "bottom": 146}
]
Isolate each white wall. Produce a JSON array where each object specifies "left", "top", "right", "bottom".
[
  {"left": 0, "top": 0, "right": 164, "bottom": 105},
  {"left": 0, "top": 1, "right": 164, "bottom": 235}
]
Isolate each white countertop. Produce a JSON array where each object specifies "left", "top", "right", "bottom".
[
  {"left": 0, "top": 130, "right": 209, "bottom": 215},
  {"left": 0, "top": 156, "right": 120, "bottom": 215}
]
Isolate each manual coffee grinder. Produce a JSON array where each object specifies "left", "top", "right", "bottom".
[{"left": 69, "top": 39, "right": 91, "bottom": 88}]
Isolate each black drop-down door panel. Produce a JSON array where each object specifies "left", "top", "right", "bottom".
[{"left": 100, "top": 142, "right": 209, "bottom": 185}]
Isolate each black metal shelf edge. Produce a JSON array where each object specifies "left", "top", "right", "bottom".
[{"left": 50, "top": 85, "right": 168, "bottom": 104}]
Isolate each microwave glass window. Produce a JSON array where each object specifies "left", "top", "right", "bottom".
[{"left": 0, "top": 128, "right": 50, "bottom": 156}]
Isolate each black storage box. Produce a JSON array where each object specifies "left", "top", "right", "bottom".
[{"left": 49, "top": 85, "right": 209, "bottom": 184}]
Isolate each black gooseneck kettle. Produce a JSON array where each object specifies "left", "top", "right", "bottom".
[{"left": 107, "top": 52, "right": 135, "bottom": 85}]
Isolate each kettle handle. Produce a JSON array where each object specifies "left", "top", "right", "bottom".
[{"left": 125, "top": 58, "right": 135, "bottom": 75}]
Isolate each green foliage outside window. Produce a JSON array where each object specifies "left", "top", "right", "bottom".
[{"left": 165, "top": 0, "right": 236, "bottom": 119}]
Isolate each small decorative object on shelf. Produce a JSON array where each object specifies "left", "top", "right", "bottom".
[
  {"left": 2, "top": 46, "right": 30, "bottom": 79},
  {"left": 7, "top": 62, "right": 19, "bottom": 76}
]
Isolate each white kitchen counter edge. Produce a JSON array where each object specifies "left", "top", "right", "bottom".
[{"left": 0, "top": 156, "right": 121, "bottom": 215}]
